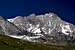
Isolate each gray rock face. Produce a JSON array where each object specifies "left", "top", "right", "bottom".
[
  {"left": 0, "top": 16, "right": 22, "bottom": 35},
  {"left": 12, "top": 13, "right": 61, "bottom": 35},
  {"left": 0, "top": 13, "right": 75, "bottom": 44},
  {"left": 11, "top": 13, "right": 74, "bottom": 36}
]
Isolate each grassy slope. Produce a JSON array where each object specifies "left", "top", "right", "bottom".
[{"left": 0, "top": 35, "right": 75, "bottom": 50}]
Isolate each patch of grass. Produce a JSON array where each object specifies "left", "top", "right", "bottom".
[{"left": 0, "top": 34, "right": 75, "bottom": 50}]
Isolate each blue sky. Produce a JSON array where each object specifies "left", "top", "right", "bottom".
[{"left": 0, "top": 0, "right": 75, "bottom": 24}]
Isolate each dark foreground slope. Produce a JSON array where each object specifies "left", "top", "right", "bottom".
[{"left": 0, "top": 34, "right": 75, "bottom": 50}]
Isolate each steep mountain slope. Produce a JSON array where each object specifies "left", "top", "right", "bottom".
[
  {"left": 0, "top": 13, "right": 75, "bottom": 45},
  {"left": 7, "top": 13, "right": 75, "bottom": 44},
  {"left": 0, "top": 16, "right": 22, "bottom": 36}
]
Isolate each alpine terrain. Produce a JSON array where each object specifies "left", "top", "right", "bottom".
[{"left": 0, "top": 13, "right": 75, "bottom": 46}]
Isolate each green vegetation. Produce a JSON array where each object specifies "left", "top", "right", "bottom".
[{"left": 0, "top": 34, "right": 75, "bottom": 50}]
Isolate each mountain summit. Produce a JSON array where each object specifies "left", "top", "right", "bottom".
[{"left": 0, "top": 13, "right": 75, "bottom": 45}]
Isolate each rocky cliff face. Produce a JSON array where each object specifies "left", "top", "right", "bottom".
[
  {"left": 0, "top": 13, "right": 75, "bottom": 44},
  {"left": 0, "top": 16, "right": 22, "bottom": 35}
]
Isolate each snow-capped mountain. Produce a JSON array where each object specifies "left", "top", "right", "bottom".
[
  {"left": 7, "top": 13, "right": 74, "bottom": 35},
  {"left": 0, "top": 13, "right": 75, "bottom": 43}
]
